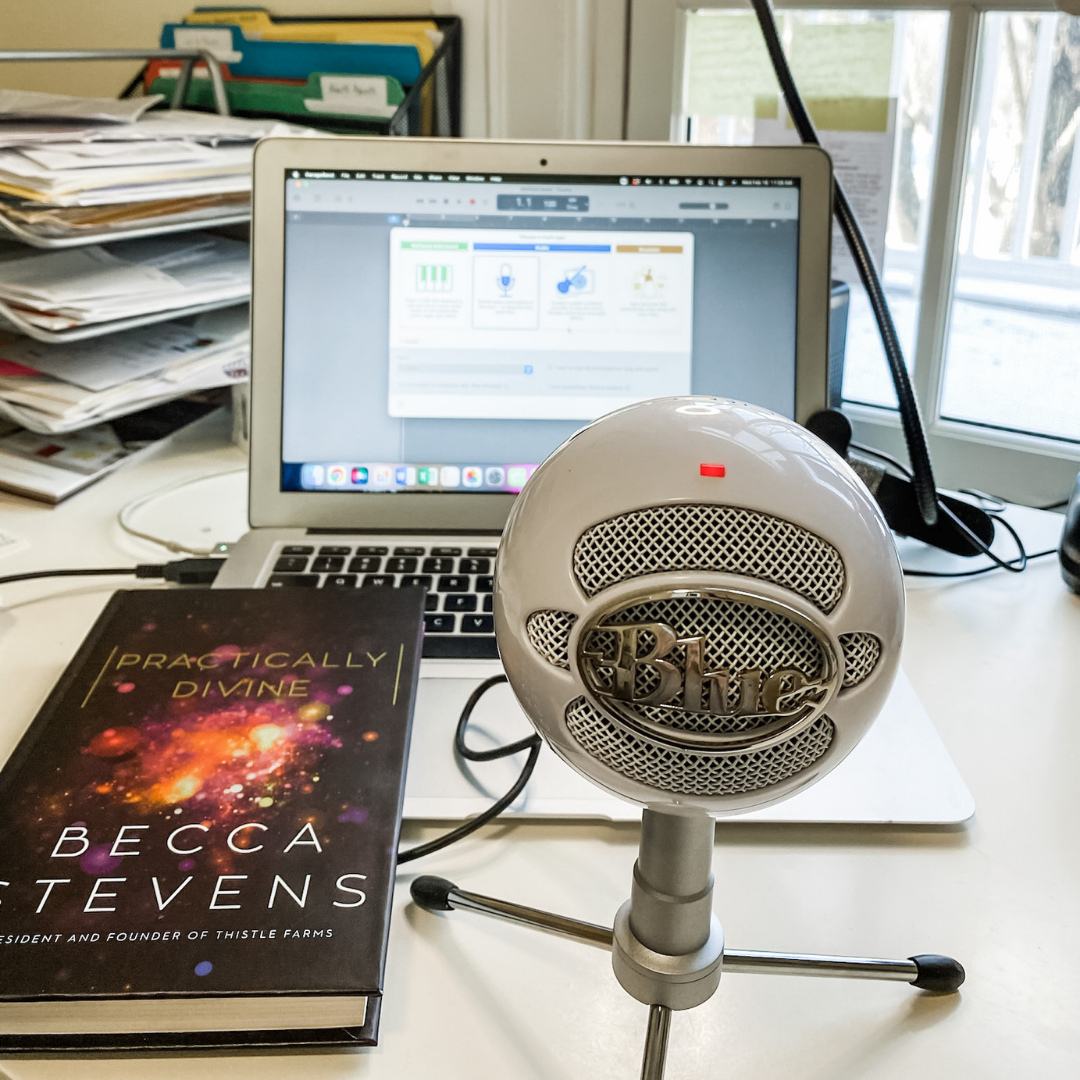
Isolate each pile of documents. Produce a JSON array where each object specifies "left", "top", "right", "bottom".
[
  {"left": 0, "top": 232, "right": 249, "bottom": 331},
  {"left": 0, "top": 395, "right": 221, "bottom": 504},
  {"left": 0, "top": 193, "right": 250, "bottom": 242},
  {"left": 0, "top": 91, "right": 265, "bottom": 499},
  {"left": 0, "top": 91, "right": 299, "bottom": 242},
  {"left": 0, "top": 305, "right": 248, "bottom": 434}
]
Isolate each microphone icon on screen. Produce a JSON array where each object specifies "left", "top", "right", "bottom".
[{"left": 497, "top": 263, "right": 516, "bottom": 296}]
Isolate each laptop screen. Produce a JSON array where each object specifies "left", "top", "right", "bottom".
[{"left": 280, "top": 170, "right": 800, "bottom": 494}]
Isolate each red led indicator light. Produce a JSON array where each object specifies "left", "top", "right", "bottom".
[{"left": 700, "top": 463, "right": 726, "bottom": 477}]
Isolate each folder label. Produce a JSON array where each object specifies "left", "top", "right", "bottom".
[
  {"left": 172, "top": 26, "right": 243, "bottom": 64},
  {"left": 318, "top": 76, "right": 391, "bottom": 112}
]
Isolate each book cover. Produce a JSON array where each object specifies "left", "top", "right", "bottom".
[{"left": 0, "top": 586, "right": 424, "bottom": 1051}]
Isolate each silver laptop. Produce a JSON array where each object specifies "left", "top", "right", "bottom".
[{"left": 214, "top": 137, "right": 972, "bottom": 824}]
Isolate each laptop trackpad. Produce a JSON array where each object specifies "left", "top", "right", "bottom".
[
  {"left": 403, "top": 677, "right": 637, "bottom": 822},
  {"left": 401, "top": 670, "right": 974, "bottom": 825}
]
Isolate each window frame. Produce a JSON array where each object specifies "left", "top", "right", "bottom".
[{"left": 627, "top": 0, "right": 1080, "bottom": 505}]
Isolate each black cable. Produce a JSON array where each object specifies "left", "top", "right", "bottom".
[
  {"left": 904, "top": 548, "right": 1057, "bottom": 579},
  {"left": 933, "top": 502, "right": 1027, "bottom": 573},
  {"left": 850, "top": 439, "right": 915, "bottom": 480},
  {"left": 957, "top": 488, "right": 1007, "bottom": 513},
  {"left": 0, "top": 567, "right": 149, "bottom": 586},
  {"left": 397, "top": 675, "right": 542, "bottom": 865},
  {"left": 0, "top": 559, "right": 224, "bottom": 587},
  {"left": 452, "top": 676, "right": 540, "bottom": 761},
  {"left": 749, "top": 0, "right": 938, "bottom": 529},
  {"left": 851, "top": 441, "right": 1041, "bottom": 575}
]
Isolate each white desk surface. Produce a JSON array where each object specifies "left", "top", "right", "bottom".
[{"left": 0, "top": 411, "right": 1077, "bottom": 1079}]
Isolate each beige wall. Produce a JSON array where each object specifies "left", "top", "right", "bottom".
[
  {"left": 0, "top": 2, "right": 438, "bottom": 97},
  {"left": 0, "top": 0, "right": 628, "bottom": 140}
]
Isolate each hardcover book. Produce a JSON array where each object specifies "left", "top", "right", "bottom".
[{"left": 0, "top": 586, "right": 425, "bottom": 1051}]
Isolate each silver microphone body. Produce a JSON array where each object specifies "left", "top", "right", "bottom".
[{"left": 494, "top": 396, "right": 904, "bottom": 1007}]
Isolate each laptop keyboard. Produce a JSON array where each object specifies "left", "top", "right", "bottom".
[{"left": 264, "top": 542, "right": 498, "bottom": 660}]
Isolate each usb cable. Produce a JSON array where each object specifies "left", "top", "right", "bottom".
[{"left": 0, "top": 558, "right": 224, "bottom": 588}]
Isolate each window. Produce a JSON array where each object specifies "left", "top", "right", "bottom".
[
  {"left": 628, "top": 0, "right": 1080, "bottom": 504},
  {"left": 680, "top": 8, "right": 949, "bottom": 410},
  {"left": 940, "top": 12, "right": 1080, "bottom": 444}
]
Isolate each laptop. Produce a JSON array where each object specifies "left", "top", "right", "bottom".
[{"left": 214, "top": 137, "right": 973, "bottom": 825}]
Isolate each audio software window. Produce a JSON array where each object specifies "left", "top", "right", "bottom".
[{"left": 386, "top": 227, "right": 695, "bottom": 420}]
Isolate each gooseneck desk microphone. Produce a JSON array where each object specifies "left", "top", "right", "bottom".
[{"left": 412, "top": 397, "right": 964, "bottom": 1080}]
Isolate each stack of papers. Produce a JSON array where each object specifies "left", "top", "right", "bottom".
[
  {"left": 0, "top": 139, "right": 254, "bottom": 207},
  {"left": 0, "top": 90, "right": 163, "bottom": 124},
  {"left": 0, "top": 232, "right": 249, "bottom": 331},
  {"left": 0, "top": 93, "right": 261, "bottom": 465},
  {"left": 0, "top": 191, "right": 250, "bottom": 240},
  {"left": 0, "top": 395, "right": 220, "bottom": 504},
  {"left": 0, "top": 305, "right": 248, "bottom": 433},
  {"left": 0, "top": 92, "right": 304, "bottom": 242}
]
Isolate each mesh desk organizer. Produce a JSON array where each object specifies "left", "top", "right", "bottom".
[
  {"left": 0, "top": 22, "right": 461, "bottom": 344},
  {"left": 150, "top": 15, "right": 462, "bottom": 139}
]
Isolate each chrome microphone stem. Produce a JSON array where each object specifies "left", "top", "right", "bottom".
[
  {"left": 630, "top": 809, "right": 716, "bottom": 955},
  {"left": 611, "top": 808, "right": 725, "bottom": 1012},
  {"left": 640, "top": 1004, "right": 671, "bottom": 1080}
]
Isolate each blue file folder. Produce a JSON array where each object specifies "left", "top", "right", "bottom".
[{"left": 160, "top": 23, "right": 424, "bottom": 85}]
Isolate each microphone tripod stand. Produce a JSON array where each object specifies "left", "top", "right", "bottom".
[{"left": 411, "top": 808, "right": 964, "bottom": 1080}]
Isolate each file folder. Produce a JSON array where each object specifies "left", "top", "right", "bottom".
[
  {"left": 160, "top": 23, "right": 424, "bottom": 85},
  {"left": 183, "top": 8, "right": 440, "bottom": 67},
  {"left": 148, "top": 66, "right": 405, "bottom": 122}
]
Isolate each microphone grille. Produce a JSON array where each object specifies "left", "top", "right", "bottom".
[
  {"left": 838, "top": 632, "right": 882, "bottom": 686},
  {"left": 525, "top": 609, "right": 578, "bottom": 669},
  {"left": 565, "top": 696, "right": 835, "bottom": 798},
  {"left": 572, "top": 504, "right": 846, "bottom": 612}
]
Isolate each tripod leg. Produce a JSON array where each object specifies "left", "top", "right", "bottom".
[
  {"left": 411, "top": 874, "right": 613, "bottom": 948},
  {"left": 410, "top": 876, "right": 965, "bottom": 992},
  {"left": 723, "top": 950, "right": 964, "bottom": 992},
  {"left": 640, "top": 1004, "right": 671, "bottom": 1080}
]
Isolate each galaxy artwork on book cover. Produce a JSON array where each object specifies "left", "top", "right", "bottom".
[{"left": 0, "top": 589, "right": 422, "bottom": 1000}]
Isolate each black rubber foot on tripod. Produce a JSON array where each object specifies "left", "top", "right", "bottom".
[
  {"left": 909, "top": 954, "right": 965, "bottom": 993},
  {"left": 411, "top": 875, "right": 457, "bottom": 911}
]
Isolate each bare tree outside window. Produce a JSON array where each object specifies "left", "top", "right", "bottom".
[{"left": 1029, "top": 18, "right": 1080, "bottom": 258}]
